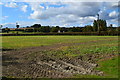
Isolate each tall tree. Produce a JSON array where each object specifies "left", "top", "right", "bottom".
[
  {"left": 99, "top": 19, "right": 107, "bottom": 31},
  {"left": 93, "top": 19, "right": 107, "bottom": 32},
  {"left": 93, "top": 20, "right": 98, "bottom": 32},
  {"left": 16, "top": 23, "right": 19, "bottom": 29},
  {"left": 16, "top": 23, "right": 20, "bottom": 34},
  {"left": 31, "top": 24, "right": 41, "bottom": 32}
]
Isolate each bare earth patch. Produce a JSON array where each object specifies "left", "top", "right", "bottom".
[{"left": 2, "top": 42, "right": 117, "bottom": 78}]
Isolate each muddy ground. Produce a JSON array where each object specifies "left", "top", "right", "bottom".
[{"left": 2, "top": 42, "right": 116, "bottom": 78}]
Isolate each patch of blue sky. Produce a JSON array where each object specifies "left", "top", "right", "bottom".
[
  {"left": 2, "top": 2, "right": 34, "bottom": 24},
  {"left": 40, "top": 2, "right": 66, "bottom": 9}
]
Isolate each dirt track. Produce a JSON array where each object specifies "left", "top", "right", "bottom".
[{"left": 2, "top": 42, "right": 116, "bottom": 78}]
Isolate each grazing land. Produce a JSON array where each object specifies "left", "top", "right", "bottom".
[{"left": 2, "top": 36, "right": 118, "bottom": 78}]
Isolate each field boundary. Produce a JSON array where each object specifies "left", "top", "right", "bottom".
[{"left": 0, "top": 32, "right": 119, "bottom": 36}]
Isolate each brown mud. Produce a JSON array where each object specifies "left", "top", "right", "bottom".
[{"left": 2, "top": 41, "right": 117, "bottom": 78}]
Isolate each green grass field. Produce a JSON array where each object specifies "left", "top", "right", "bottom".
[
  {"left": 1, "top": 31, "right": 42, "bottom": 34},
  {"left": 2, "top": 36, "right": 118, "bottom": 49},
  {"left": 1, "top": 36, "right": 119, "bottom": 78}
]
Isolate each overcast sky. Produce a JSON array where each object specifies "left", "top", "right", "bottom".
[{"left": 0, "top": 0, "right": 119, "bottom": 28}]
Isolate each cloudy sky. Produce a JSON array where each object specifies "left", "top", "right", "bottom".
[{"left": 0, "top": 0, "right": 119, "bottom": 28}]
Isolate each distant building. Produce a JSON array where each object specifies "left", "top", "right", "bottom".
[
  {"left": 58, "top": 30, "right": 61, "bottom": 33},
  {"left": 9, "top": 27, "right": 34, "bottom": 31}
]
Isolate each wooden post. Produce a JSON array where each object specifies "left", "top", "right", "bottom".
[{"left": 97, "top": 14, "right": 100, "bottom": 34}]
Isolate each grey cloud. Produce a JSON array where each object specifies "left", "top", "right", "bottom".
[
  {"left": 28, "top": 2, "right": 118, "bottom": 27},
  {"left": 5, "top": 2, "right": 18, "bottom": 8},
  {"left": 29, "top": 2, "right": 101, "bottom": 20}
]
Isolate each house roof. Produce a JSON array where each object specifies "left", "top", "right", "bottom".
[{"left": 9, "top": 27, "right": 34, "bottom": 30}]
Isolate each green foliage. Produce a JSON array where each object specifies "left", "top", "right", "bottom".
[
  {"left": 60, "top": 27, "right": 68, "bottom": 32},
  {"left": 51, "top": 26, "right": 60, "bottom": 32},
  {"left": 4, "top": 27, "right": 10, "bottom": 33},
  {"left": 16, "top": 25, "right": 19, "bottom": 29},
  {"left": 83, "top": 25, "right": 93, "bottom": 32},
  {"left": 2, "top": 36, "right": 118, "bottom": 78},
  {"left": 87, "top": 46, "right": 118, "bottom": 54},
  {"left": 31, "top": 24, "right": 41, "bottom": 28},
  {"left": 93, "top": 20, "right": 98, "bottom": 32},
  {"left": 73, "top": 74, "right": 103, "bottom": 78},
  {"left": 93, "top": 19, "right": 107, "bottom": 32},
  {"left": 2, "top": 36, "right": 118, "bottom": 49},
  {"left": 2, "top": 21, "right": 119, "bottom": 34},
  {"left": 40, "top": 26, "right": 50, "bottom": 32},
  {"left": 96, "top": 56, "right": 118, "bottom": 78},
  {"left": 31, "top": 24, "right": 41, "bottom": 32},
  {"left": 68, "top": 27, "right": 82, "bottom": 32},
  {"left": 25, "top": 29, "right": 34, "bottom": 32}
]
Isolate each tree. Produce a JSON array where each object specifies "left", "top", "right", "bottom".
[
  {"left": 93, "top": 20, "right": 98, "bottom": 32},
  {"left": 56, "top": 26, "right": 60, "bottom": 29},
  {"left": 31, "top": 24, "right": 41, "bottom": 28},
  {"left": 25, "top": 29, "right": 34, "bottom": 32},
  {"left": 26, "top": 26, "right": 30, "bottom": 28},
  {"left": 31, "top": 24, "right": 41, "bottom": 32},
  {"left": 75, "top": 27, "right": 82, "bottom": 32},
  {"left": 5, "top": 27, "right": 10, "bottom": 33},
  {"left": 70, "top": 27, "right": 76, "bottom": 32},
  {"left": 16, "top": 25, "right": 19, "bottom": 28},
  {"left": 40, "top": 26, "right": 50, "bottom": 32},
  {"left": 68, "top": 27, "right": 81, "bottom": 32},
  {"left": 51, "top": 26, "right": 59, "bottom": 32},
  {"left": 16, "top": 23, "right": 19, "bottom": 29},
  {"left": 83, "top": 25, "right": 93, "bottom": 32},
  {"left": 99, "top": 20, "right": 107, "bottom": 31},
  {"left": 60, "top": 27, "right": 67, "bottom": 32},
  {"left": 16, "top": 23, "right": 20, "bottom": 34},
  {"left": 0, "top": 25, "right": 3, "bottom": 29},
  {"left": 93, "top": 19, "right": 107, "bottom": 32}
]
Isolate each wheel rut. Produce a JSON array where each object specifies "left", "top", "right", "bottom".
[{"left": 2, "top": 41, "right": 109, "bottom": 78}]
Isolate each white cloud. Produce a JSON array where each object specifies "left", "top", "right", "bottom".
[
  {"left": 2, "top": 16, "right": 8, "bottom": 20},
  {"left": 109, "top": 2, "right": 120, "bottom": 8},
  {"left": 2, "top": 2, "right": 119, "bottom": 27},
  {"left": 2, "top": 23, "right": 16, "bottom": 28},
  {"left": 0, "top": 2, "right": 3, "bottom": 5},
  {"left": 29, "top": 2, "right": 44, "bottom": 11},
  {"left": 27, "top": 2, "right": 101, "bottom": 27},
  {"left": 2, "top": 22, "right": 34, "bottom": 28},
  {"left": 107, "top": 18, "right": 118, "bottom": 27},
  {"left": 21, "top": 5, "right": 28, "bottom": 12},
  {"left": 27, "top": 2, "right": 119, "bottom": 27},
  {"left": 29, "top": 2, "right": 100, "bottom": 19},
  {"left": 98, "top": 2, "right": 119, "bottom": 20},
  {"left": 112, "top": 24, "right": 118, "bottom": 27},
  {"left": 5, "top": 2, "right": 18, "bottom": 8},
  {"left": 29, "top": 11, "right": 42, "bottom": 19},
  {"left": 109, "top": 11, "right": 118, "bottom": 18},
  {"left": 2, "top": 0, "right": 119, "bottom": 2}
]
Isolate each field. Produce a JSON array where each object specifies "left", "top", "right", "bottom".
[{"left": 2, "top": 36, "right": 119, "bottom": 78}]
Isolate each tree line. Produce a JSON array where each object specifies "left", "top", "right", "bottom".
[{"left": 1, "top": 19, "right": 120, "bottom": 35}]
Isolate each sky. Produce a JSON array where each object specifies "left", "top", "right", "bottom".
[{"left": 0, "top": 0, "right": 119, "bottom": 28}]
